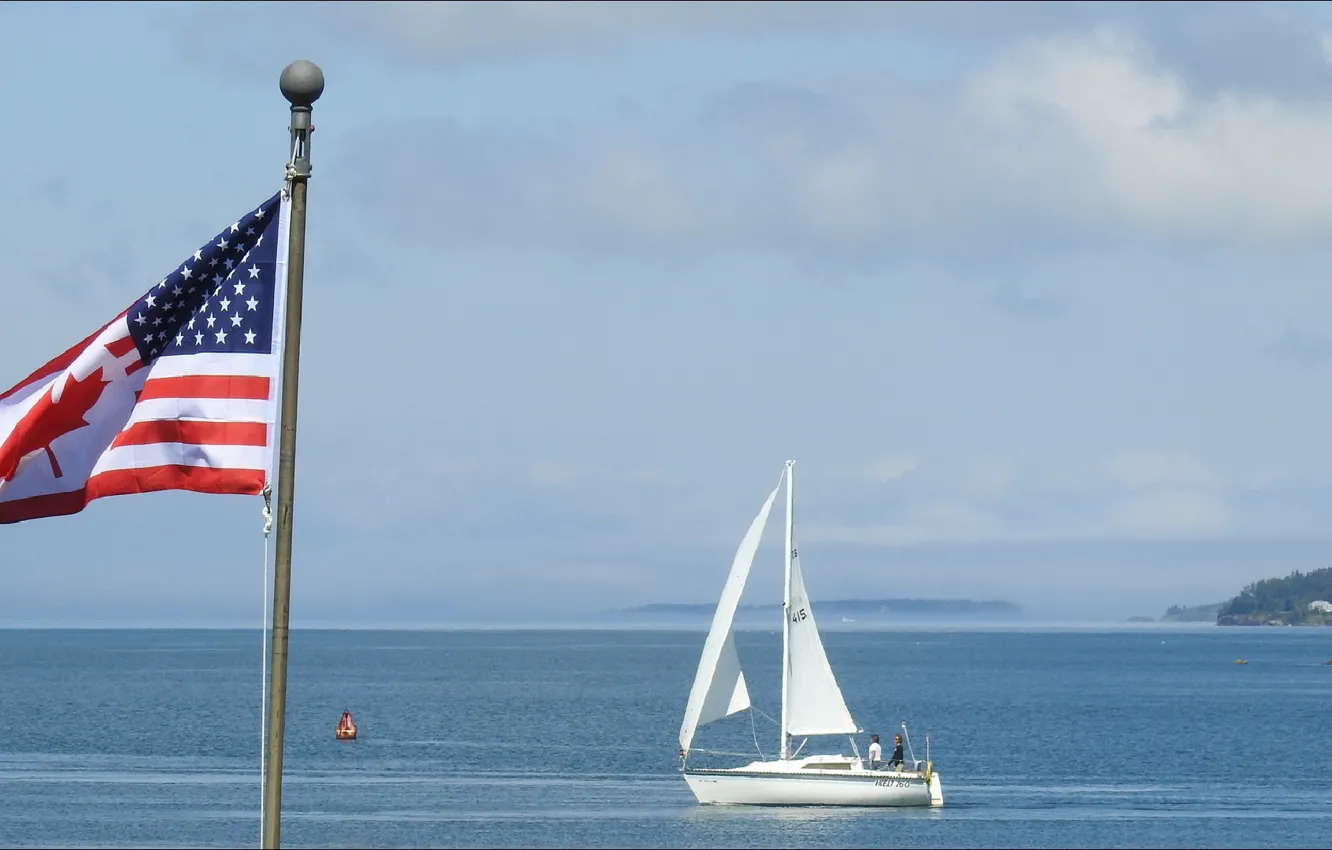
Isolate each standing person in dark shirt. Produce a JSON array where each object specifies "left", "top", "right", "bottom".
[{"left": 888, "top": 734, "right": 905, "bottom": 770}]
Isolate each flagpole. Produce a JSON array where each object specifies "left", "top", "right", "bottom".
[{"left": 262, "top": 58, "right": 323, "bottom": 850}]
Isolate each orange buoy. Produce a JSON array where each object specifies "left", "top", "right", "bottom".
[{"left": 335, "top": 709, "right": 357, "bottom": 741}]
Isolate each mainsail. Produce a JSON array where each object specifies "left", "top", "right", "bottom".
[{"left": 679, "top": 474, "right": 784, "bottom": 753}]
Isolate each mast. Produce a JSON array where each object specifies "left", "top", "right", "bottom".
[{"left": 779, "top": 459, "right": 794, "bottom": 760}]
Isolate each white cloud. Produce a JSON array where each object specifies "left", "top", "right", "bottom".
[
  {"left": 1319, "top": 32, "right": 1332, "bottom": 65},
  {"left": 305, "top": 1, "right": 1100, "bottom": 65},
  {"left": 1102, "top": 451, "right": 1222, "bottom": 491},
  {"left": 806, "top": 498, "right": 1008, "bottom": 546},
  {"left": 341, "top": 27, "right": 1332, "bottom": 265},
  {"left": 861, "top": 454, "right": 919, "bottom": 484},
  {"left": 1103, "top": 487, "right": 1231, "bottom": 538},
  {"left": 528, "top": 460, "right": 576, "bottom": 487},
  {"left": 1262, "top": 326, "right": 1332, "bottom": 366},
  {"left": 963, "top": 29, "right": 1332, "bottom": 242},
  {"left": 964, "top": 458, "right": 1017, "bottom": 500}
]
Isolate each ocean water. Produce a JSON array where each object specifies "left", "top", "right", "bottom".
[{"left": 0, "top": 626, "right": 1328, "bottom": 849}]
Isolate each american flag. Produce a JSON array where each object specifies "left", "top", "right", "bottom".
[{"left": 0, "top": 190, "right": 289, "bottom": 524}]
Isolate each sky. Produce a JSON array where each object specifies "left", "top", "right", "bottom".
[{"left": 3, "top": 0, "right": 1332, "bottom": 626}]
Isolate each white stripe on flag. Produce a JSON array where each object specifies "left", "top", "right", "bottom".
[
  {"left": 144, "top": 352, "right": 279, "bottom": 380},
  {"left": 91, "top": 442, "right": 270, "bottom": 474},
  {"left": 126, "top": 397, "right": 274, "bottom": 426}
]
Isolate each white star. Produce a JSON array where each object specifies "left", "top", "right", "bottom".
[
  {"left": 224, "top": 257, "right": 234, "bottom": 270},
  {"left": 219, "top": 297, "right": 231, "bottom": 311},
  {"left": 145, "top": 295, "right": 156, "bottom": 308},
  {"left": 194, "top": 332, "right": 204, "bottom": 345},
  {"left": 230, "top": 313, "right": 243, "bottom": 328},
  {"left": 187, "top": 318, "right": 196, "bottom": 331},
  {"left": 244, "top": 330, "right": 257, "bottom": 345},
  {"left": 215, "top": 329, "right": 228, "bottom": 344},
  {"left": 133, "top": 314, "right": 146, "bottom": 326},
  {"left": 254, "top": 207, "right": 266, "bottom": 219},
  {"left": 247, "top": 265, "right": 260, "bottom": 280},
  {"left": 193, "top": 250, "right": 203, "bottom": 262},
  {"left": 245, "top": 297, "right": 258, "bottom": 311},
  {"left": 217, "top": 237, "right": 229, "bottom": 250},
  {"left": 171, "top": 285, "right": 183, "bottom": 297},
  {"left": 245, "top": 227, "right": 255, "bottom": 237},
  {"left": 230, "top": 221, "right": 240, "bottom": 233},
  {"left": 175, "top": 333, "right": 184, "bottom": 346},
  {"left": 209, "top": 257, "right": 219, "bottom": 268},
  {"left": 157, "top": 279, "right": 167, "bottom": 290},
  {"left": 152, "top": 316, "right": 162, "bottom": 327},
  {"left": 206, "top": 313, "right": 217, "bottom": 329},
  {"left": 180, "top": 265, "right": 192, "bottom": 280},
  {"left": 255, "top": 235, "right": 264, "bottom": 247},
  {"left": 233, "top": 280, "right": 247, "bottom": 295}
]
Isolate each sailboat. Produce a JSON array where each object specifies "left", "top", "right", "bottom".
[{"left": 678, "top": 460, "right": 944, "bottom": 807}]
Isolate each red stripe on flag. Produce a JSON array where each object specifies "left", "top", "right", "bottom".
[
  {"left": 138, "top": 375, "right": 271, "bottom": 401},
  {"left": 124, "top": 358, "right": 147, "bottom": 377},
  {"left": 0, "top": 313, "right": 125, "bottom": 403},
  {"left": 0, "top": 465, "right": 265, "bottom": 524},
  {"left": 104, "top": 336, "right": 137, "bottom": 359},
  {"left": 110, "top": 420, "right": 268, "bottom": 449}
]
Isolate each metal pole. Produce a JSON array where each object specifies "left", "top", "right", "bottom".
[
  {"left": 262, "top": 58, "right": 324, "bottom": 850},
  {"left": 779, "top": 459, "right": 793, "bottom": 761}
]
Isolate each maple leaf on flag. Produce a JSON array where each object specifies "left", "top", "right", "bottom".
[{"left": 0, "top": 367, "right": 111, "bottom": 482}]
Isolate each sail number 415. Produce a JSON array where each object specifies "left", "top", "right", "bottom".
[{"left": 791, "top": 608, "right": 808, "bottom": 623}]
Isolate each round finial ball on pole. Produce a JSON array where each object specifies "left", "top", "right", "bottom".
[{"left": 280, "top": 60, "right": 325, "bottom": 108}]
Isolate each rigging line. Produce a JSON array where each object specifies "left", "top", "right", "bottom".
[
  {"left": 751, "top": 704, "right": 781, "bottom": 726},
  {"left": 748, "top": 706, "right": 766, "bottom": 761},
  {"left": 258, "top": 483, "right": 273, "bottom": 849}
]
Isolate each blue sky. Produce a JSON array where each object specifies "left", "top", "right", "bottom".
[{"left": 4, "top": 1, "right": 1332, "bottom": 626}]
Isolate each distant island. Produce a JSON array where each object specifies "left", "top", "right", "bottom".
[
  {"left": 1214, "top": 568, "right": 1332, "bottom": 626},
  {"left": 620, "top": 598, "right": 1022, "bottom": 621},
  {"left": 1159, "top": 602, "right": 1225, "bottom": 623}
]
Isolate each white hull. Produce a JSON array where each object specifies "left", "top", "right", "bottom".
[{"left": 683, "top": 759, "right": 944, "bottom": 808}]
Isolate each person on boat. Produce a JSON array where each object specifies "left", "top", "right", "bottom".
[
  {"left": 888, "top": 734, "right": 904, "bottom": 770},
  {"left": 867, "top": 734, "right": 883, "bottom": 769}
]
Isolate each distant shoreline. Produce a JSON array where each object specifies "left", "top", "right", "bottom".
[
  {"left": 0, "top": 620, "right": 1230, "bottom": 632},
  {"left": 1172, "top": 568, "right": 1332, "bottom": 626},
  {"left": 617, "top": 598, "right": 1023, "bottom": 620}
]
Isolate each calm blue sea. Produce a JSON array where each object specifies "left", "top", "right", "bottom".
[{"left": 0, "top": 626, "right": 1328, "bottom": 849}]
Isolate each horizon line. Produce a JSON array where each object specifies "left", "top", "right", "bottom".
[{"left": 0, "top": 620, "right": 1222, "bottom": 632}]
